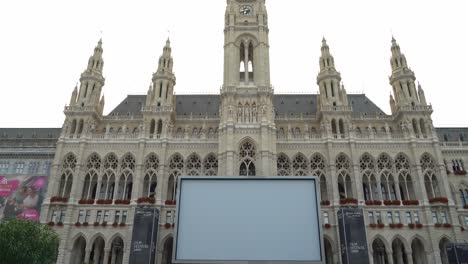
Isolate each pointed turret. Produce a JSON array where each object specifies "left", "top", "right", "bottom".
[
  {"left": 317, "top": 38, "right": 348, "bottom": 108},
  {"left": 390, "top": 94, "right": 396, "bottom": 114},
  {"left": 145, "top": 40, "right": 176, "bottom": 108},
  {"left": 69, "top": 85, "right": 78, "bottom": 106},
  {"left": 73, "top": 39, "right": 105, "bottom": 109},
  {"left": 389, "top": 37, "right": 420, "bottom": 108},
  {"left": 418, "top": 83, "right": 427, "bottom": 106}
]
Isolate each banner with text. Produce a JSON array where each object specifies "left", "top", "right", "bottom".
[
  {"left": 338, "top": 208, "right": 370, "bottom": 264},
  {"left": 129, "top": 207, "right": 160, "bottom": 264}
]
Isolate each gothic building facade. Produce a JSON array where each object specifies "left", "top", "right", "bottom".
[{"left": 37, "top": 1, "right": 468, "bottom": 264}]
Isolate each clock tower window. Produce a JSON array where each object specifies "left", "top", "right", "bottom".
[{"left": 239, "top": 40, "right": 254, "bottom": 82}]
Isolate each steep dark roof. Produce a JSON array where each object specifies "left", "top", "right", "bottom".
[
  {"left": 109, "top": 94, "right": 387, "bottom": 117},
  {"left": 435, "top": 128, "right": 468, "bottom": 142},
  {"left": 0, "top": 128, "right": 61, "bottom": 139}
]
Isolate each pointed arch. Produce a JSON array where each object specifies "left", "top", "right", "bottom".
[
  {"left": 70, "top": 235, "right": 87, "bottom": 264},
  {"left": 335, "top": 153, "right": 350, "bottom": 171},
  {"left": 150, "top": 119, "right": 156, "bottom": 135}
]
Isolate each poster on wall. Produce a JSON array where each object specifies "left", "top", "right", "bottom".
[{"left": 0, "top": 175, "right": 48, "bottom": 222}]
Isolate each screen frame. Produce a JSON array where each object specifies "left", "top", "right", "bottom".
[{"left": 172, "top": 176, "right": 325, "bottom": 264}]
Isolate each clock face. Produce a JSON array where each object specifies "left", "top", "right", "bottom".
[{"left": 240, "top": 5, "right": 253, "bottom": 16}]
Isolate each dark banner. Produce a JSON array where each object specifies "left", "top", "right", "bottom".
[
  {"left": 129, "top": 207, "right": 160, "bottom": 264},
  {"left": 337, "top": 208, "right": 370, "bottom": 264},
  {"left": 446, "top": 243, "right": 468, "bottom": 264}
]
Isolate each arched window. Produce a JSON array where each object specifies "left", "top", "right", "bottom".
[
  {"left": 412, "top": 119, "right": 419, "bottom": 137},
  {"left": 167, "top": 154, "right": 184, "bottom": 200},
  {"left": 150, "top": 119, "right": 156, "bottom": 136},
  {"left": 292, "top": 153, "right": 308, "bottom": 176},
  {"left": 399, "top": 171, "right": 416, "bottom": 201},
  {"left": 77, "top": 119, "right": 84, "bottom": 136},
  {"left": 203, "top": 154, "right": 218, "bottom": 176},
  {"left": 57, "top": 153, "right": 76, "bottom": 197},
  {"left": 420, "top": 119, "right": 426, "bottom": 137},
  {"left": 331, "top": 119, "right": 337, "bottom": 135},
  {"left": 459, "top": 188, "right": 468, "bottom": 206},
  {"left": 338, "top": 119, "right": 345, "bottom": 137},
  {"left": 70, "top": 119, "right": 77, "bottom": 136},
  {"left": 277, "top": 154, "right": 291, "bottom": 176},
  {"left": 338, "top": 171, "right": 353, "bottom": 199},
  {"left": 239, "top": 141, "right": 256, "bottom": 176},
  {"left": 319, "top": 173, "right": 328, "bottom": 202},
  {"left": 157, "top": 120, "right": 163, "bottom": 135},
  {"left": 143, "top": 154, "right": 159, "bottom": 198}
]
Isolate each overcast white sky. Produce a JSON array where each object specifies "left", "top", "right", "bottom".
[{"left": 1, "top": 0, "right": 467, "bottom": 128}]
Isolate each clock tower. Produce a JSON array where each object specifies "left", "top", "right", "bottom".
[{"left": 219, "top": 0, "right": 277, "bottom": 177}]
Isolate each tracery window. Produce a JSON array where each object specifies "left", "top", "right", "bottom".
[
  {"left": 362, "top": 171, "right": 378, "bottom": 201},
  {"left": 380, "top": 171, "right": 397, "bottom": 201},
  {"left": 239, "top": 141, "right": 256, "bottom": 176},
  {"left": 337, "top": 171, "right": 353, "bottom": 199},
  {"left": 203, "top": 154, "right": 218, "bottom": 176},
  {"left": 277, "top": 154, "right": 291, "bottom": 176},
  {"left": 359, "top": 153, "right": 375, "bottom": 172},
  {"left": 120, "top": 153, "right": 136, "bottom": 172},
  {"left": 186, "top": 154, "right": 202, "bottom": 176},
  {"left": 421, "top": 154, "right": 441, "bottom": 199},
  {"left": 169, "top": 154, "right": 184, "bottom": 171},
  {"left": 103, "top": 153, "right": 118, "bottom": 171},
  {"left": 168, "top": 154, "right": 184, "bottom": 200},
  {"left": 57, "top": 153, "right": 76, "bottom": 198},
  {"left": 398, "top": 171, "right": 416, "bottom": 200},
  {"left": 377, "top": 154, "right": 393, "bottom": 172},
  {"left": 311, "top": 154, "right": 326, "bottom": 172},
  {"left": 86, "top": 153, "right": 101, "bottom": 171},
  {"left": 420, "top": 153, "right": 436, "bottom": 172},
  {"left": 395, "top": 153, "right": 410, "bottom": 172},
  {"left": 143, "top": 154, "right": 159, "bottom": 198},
  {"left": 62, "top": 153, "right": 77, "bottom": 171},
  {"left": 292, "top": 154, "right": 308, "bottom": 176},
  {"left": 335, "top": 154, "right": 350, "bottom": 171}
]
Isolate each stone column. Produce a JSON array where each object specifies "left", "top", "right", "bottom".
[
  {"left": 103, "top": 249, "right": 110, "bottom": 264},
  {"left": 387, "top": 252, "right": 394, "bottom": 264},
  {"left": 406, "top": 252, "right": 414, "bottom": 264},
  {"left": 244, "top": 42, "right": 249, "bottom": 82},
  {"left": 84, "top": 249, "right": 91, "bottom": 263}
]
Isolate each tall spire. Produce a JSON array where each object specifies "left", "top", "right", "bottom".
[
  {"left": 319, "top": 37, "right": 336, "bottom": 71},
  {"left": 73, "top": 39, "right": 105, "bottom": 109},
  {"left": 146, "top": 40, "right": 176, "bottom": 108},
  {"left": 317, "top": 38, "right": 347, "bottom": 108},
  {"left": 85, "top": 39, "right": 104, "bottom": 74},
  {"left": 389, "top": 37, "right": 420, "bottom": 108}
]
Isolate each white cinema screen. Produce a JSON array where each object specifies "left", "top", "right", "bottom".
[{"left": 174, "top": 177, "right": 323, "bottom": 263}]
